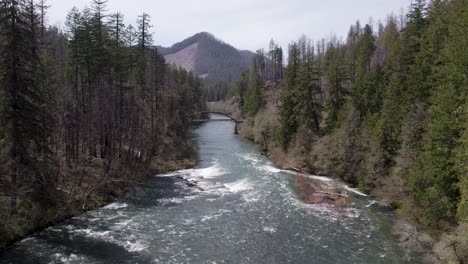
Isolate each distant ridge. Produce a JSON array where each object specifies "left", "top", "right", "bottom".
[{"left": 158, "top": 32, "right": 255, "bottom": 83}]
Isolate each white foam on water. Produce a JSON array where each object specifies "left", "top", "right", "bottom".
[
  {"left": 58, "top": 253, "right": 86, "bottom": 263},
  {"left": 345, "top": 186, "right": 368, "bottom": 197},
  {"left": 20, "top": 237, "right": 35, "bottom": 243},
  {"left": 156, "top": 172, "right": 180, "bottom": 177},
  {"left": 103, "top": 202, "right": 128, "bottom": 210},
  {"left": 156, "top": 193, "right": 203, "bottom": 206},
  {"left": 112, "top": 219, "right": 132, "bottom": 230},
  {"left": 189, "top": 164, "right": 229, "bottom": 179},
  {"left": 183, "top": 195, "right": 201, "bottom": 201},
  {"left": 124, "top": 240, "right": 149, "bottom": 252},
  {"left": 259, "top": 164, "right": 282, "bottom": 173},
  {"left": 195, "top": 182, "right": 228, "bottom": 196},
  {"left": 116, "top": 219, "right": 132, "bottom": 226},
  {"left": 224, "top": 179, "right": 254, "bottom": 193},
  {"left": 238, "top": 153, "right": 260, "bottom": 164},
  {"left": 158, "top": 197, "right": 186, "bottom": 205},
  {"left": 263, "top": 226, "right": 277, "bottom": 233},
  {"left": 300, "top": 174, "right": 334, "bottom": 183},
  {"left": 200, "top": 209, "right": 231, "bottom": 222},
  {"left": 72, "top": 228, "right": 113, "bottom": 240},
  {"left": 242, "top": 191, "right": 261, "bottom": 203}
]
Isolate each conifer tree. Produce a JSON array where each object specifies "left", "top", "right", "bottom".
[
  {"left": 324, "top": 44, "right": 347, "bottom": 130},
  {"left": 0, "top": 0, "right": 52, "bottom": 214},
  {"left": 279, "top": 43, "right": 300, "bottom": 149},
  {"left": 294, "top": 42, "right": 321, "bottom": 132},
  {"left": 244, "top": 56, "right": 263, "bottom": 116}
]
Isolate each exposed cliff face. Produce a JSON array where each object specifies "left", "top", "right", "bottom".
[
  {"left": 159, "top": 32, "right": 255, "bottom": 83},
  {"left": 165, "top": 42, "right": 199, "bottom": 72}
]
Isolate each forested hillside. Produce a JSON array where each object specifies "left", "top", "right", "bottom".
[
  {"left": 0, "top": 0, "right": 202, "bottom": 248},
  {"left": 159, "top": 32, "right": 255, "bottom": 85},
  {"left": 228, "top": 0, "right": 467, "bottom": 262}
]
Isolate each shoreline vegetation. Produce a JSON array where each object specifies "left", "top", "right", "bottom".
[
  {"left": 207, "top": 1, "right": 467, "bottom": 262},
  {"left": 0, "top": 143, "right": 198, "bottom": 251},
  {"left": 0, "top": 0, "right": 466, "bottom": 262},
  {"left": 0, "top": 0, "right": 203, "bottom": 250},
  {"left": 237, "top": 113, "right": 459, "bottom": 263}
]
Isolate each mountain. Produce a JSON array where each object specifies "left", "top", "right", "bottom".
[{"left": 158, "top": 32, "right": 255, "bottom": 83}]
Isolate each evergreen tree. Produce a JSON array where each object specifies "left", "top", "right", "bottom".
[
  {"left": 324, "top": 44, "right": 348, "bottom": 130},
  {"left": 407, "top": 0, "right": 467, "bottom": 230},
  {"left": 352, "top": 24, "right": 376, "bottom": 115},
  {"left": 455, "top": 102, "right": 468, "bottom": 222},
  {"left": 0, "top": 0, "right": 52, "bottom": 214},
  {"left": 294, "top": 42, "right": 321, "bottom": 132},
  {"left": 279, "top": 43, "right": 300, "bottom": 150},
  {"left": 244, "top": 55, "right": 264, "bottom": 116}
]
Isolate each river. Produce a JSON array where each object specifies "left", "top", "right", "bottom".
[{"left": 0, "top": 114, "right": 421, "bottom": 264}]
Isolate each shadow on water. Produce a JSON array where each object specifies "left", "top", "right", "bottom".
[
  {"left": 124, "top": 176, "right": 190, "bottom": 208},
  {"left": 1, "top": 229, "right": 153, "bottom": 264},
  {"left": 0, "top": 177, "right": 190, "bottom": 264}
]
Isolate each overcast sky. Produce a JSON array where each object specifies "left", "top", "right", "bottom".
[{"left": 47, "top": 0, "right": 410, "bottom": 52}]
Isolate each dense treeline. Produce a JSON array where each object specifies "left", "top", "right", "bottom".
[
  {"left": 0, "top": 0, "right": 202, "bottom": 247},
  {"left": 202, "top": 81, "right": 230, "bottom": 102},
  {"left": 223, "top": 40, "right": 284, "bottom": 114},
  {"left": 235, "top": 0, "right": 467, "bottom": 262}
]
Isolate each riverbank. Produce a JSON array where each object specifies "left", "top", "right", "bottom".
[
  {"left": 0, "top": 141, "right": 198, "bottom": 251},
  {"left": 238, "top": 118, "right": 465, "bottom": 264},
  {"left": 1, "top": 115, "right": 428, "bottom": 263}
]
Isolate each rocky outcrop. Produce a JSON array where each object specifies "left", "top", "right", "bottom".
[{"left": 294, "top": 174, "right": 352, "bottom": 208}]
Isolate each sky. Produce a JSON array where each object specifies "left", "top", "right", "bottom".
[{"left": 47, "top": 0, "right": 410, "bottom": 52}]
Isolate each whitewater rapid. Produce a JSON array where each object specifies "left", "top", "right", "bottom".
[{"left": 0, "top": 114, "right": 422, "bottom": 264}]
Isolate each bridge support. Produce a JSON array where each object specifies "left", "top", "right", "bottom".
[{"left": 235, "top": 122, "right": 239, "bottom": 135}]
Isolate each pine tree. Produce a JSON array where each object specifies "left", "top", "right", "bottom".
[
  {"left": 406, "top": 0, "right": 467, "bottom": 230},
  {"left": 244, "top": 55, "right": 263, "bottom": 116},
  {"left": 324, "top": 44, "right": 348, "bottom": 130},
  {"left": 455, "top": 100, "right": 467, "bottom": 223},
  {"left": 135, "top": 12, "right": 152, "bottom": 92},
  {"left": 0, "top": 0, "right": 52, "bottom": 214},
  {"left": 352, "top": 24, "right": 376, "bottom": 115},
  {"left": 294, "top": 42, "right": 321, "bottom": 132},
  {"left": 279, "top": 43, "right": 300, "bottom": 150}
]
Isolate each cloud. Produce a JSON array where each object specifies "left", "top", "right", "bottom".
[{"left": 47, "top": 0, "right": 409, "bottom": 51}]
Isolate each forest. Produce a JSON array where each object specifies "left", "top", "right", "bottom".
[
  {"left": 159, "top": 32, "right": 255, "bottom": 85},
  {"left": 229, "top": 0, "right": 467, "bottom": 261},
  {"left": 0, "top": 0, "right": 203, "bottom": 247}
]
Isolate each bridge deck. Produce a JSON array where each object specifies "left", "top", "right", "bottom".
[
  {"left": 192, "top": 119, "right": 234, "bottom": 122},
  {"left": 192, "top": 119, "right": 243, "bottom": 123}
]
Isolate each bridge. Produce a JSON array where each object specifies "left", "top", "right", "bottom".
[{"left": 192, "top": 112, "right": 243, "bottom": 134}]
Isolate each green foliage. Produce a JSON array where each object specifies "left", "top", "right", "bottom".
[
  {"left": 279, "top": 43, "right": 300, "bottom": 149},
  {"left": 244, "top": 54, "right": 264, "bottom": 116},
  {"left": 294, "top": 45, "right": 322, "bottom": 132},
  {"left": 244, "top": 76, "right": 263, "bottom": 116},
  {"left": 278, "top": 39, "right": 323, "bottom": 150},
  {"left": 455, "top": 102, "right": 468, "bottom": 223},
  {"left": 202, "top": 81, "right": 230, "bottom": 102},
  {"left": 352, "top": 25, "right": 380, "bottom": 115},
  {"left": 405, "top": 0, "right": 467, "bottom": 230},
  {"left": 230, "top": 71, "right": 249, "bottom": 107},
  {"left": 0, "top": 0, "right": 204, "bottom": 248},
  {"left": 324, "top": 44, "right": 348, "bottom": 130},
  {"left": 243, "top": 0, "right": 467, "bottom": 239}
]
